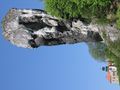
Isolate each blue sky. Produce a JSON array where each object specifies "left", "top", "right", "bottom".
[{"left": 0, "top": 0, "right": 120, "bottom": 90}]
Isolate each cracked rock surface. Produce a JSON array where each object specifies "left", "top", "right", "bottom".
[{"left": 1, "top": 8, "right": 120, "bottom": 48}]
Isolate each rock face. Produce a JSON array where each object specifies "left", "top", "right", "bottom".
[{"left": 1, "top": 8, "right": 120, "bottom": 48}]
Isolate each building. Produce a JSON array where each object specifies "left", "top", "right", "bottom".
[{"left": 102, "top": 61, "right": 119, "bottom": 84}]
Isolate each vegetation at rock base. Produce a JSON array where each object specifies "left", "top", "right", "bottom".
[
  {"left": 44, "top": 0, "right": 120, "bottom": 28},
  {"left": 44, "top": 0, "right": 111, "bottom": 19}
]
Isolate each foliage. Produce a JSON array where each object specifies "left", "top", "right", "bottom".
[
  {"left": 44, "top": 0, "right": 112, "bottom": 21},
  {"left": 87, "top": 39, "right": 120, "bottom": 82},
  {"left": 116, "top": 4, "right": 120, "bottom": 30},
  {"left": 105, "top": 40, "right": 120, "bottom": 82},
  {"left": 44, "top": 0, "right": 120, "bottom": 28},
  {"left": 87, "top": 42, "right": 107, "bottom": 62},
  {"left": 44, "top": 0, "right": 80, "bottom": 19}
]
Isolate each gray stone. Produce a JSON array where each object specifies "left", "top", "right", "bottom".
[{"left": 1, "top": 8, "right": 120, "bottom": 48}]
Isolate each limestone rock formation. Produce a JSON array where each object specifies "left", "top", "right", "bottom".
[{"left": 1, "top": 8, "right": 120, "bottom": 48}]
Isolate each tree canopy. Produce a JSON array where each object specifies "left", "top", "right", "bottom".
[{"left": 87, "top": 42, "right": 107, "bottom": 62}]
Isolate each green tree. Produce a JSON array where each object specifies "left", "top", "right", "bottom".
[{"left": 87, "top": 42, "right": 107, "bottom": 62}]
